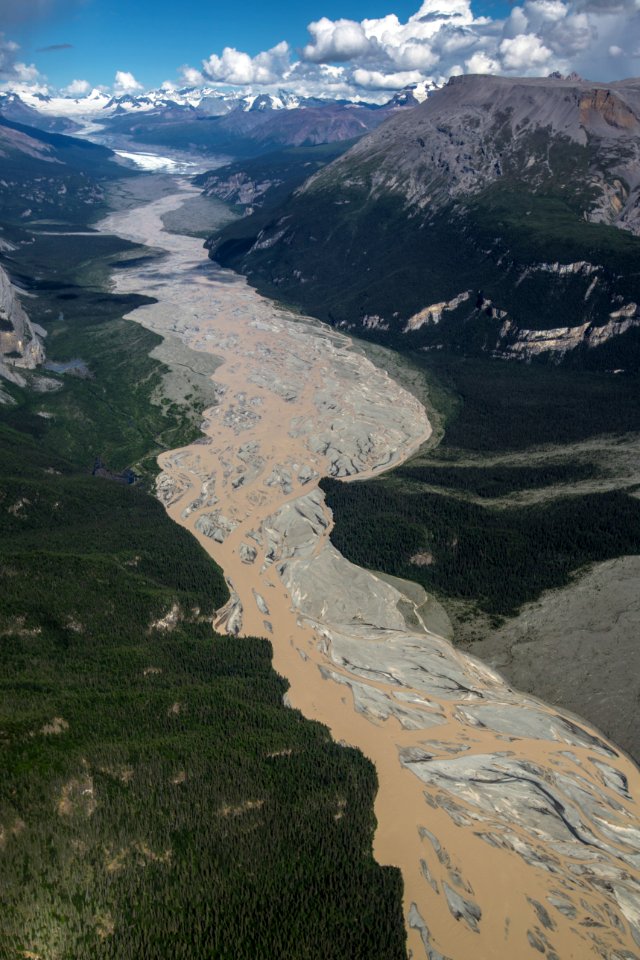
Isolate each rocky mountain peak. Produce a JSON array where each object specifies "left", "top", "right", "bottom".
[
  {"left": 210, "top": 71, "right": 640, "bottom": 369},
  {"left": 302, "top": 73, "right": 640, "bottom": 232}
]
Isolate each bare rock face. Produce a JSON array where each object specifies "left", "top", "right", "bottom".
[
  {"left": 579, "top": 87, "right": 640, "bottom": 135},
  {"left": 202, "top": 172, "right": 281, "bottom": 209},
  {"left": 495, "top": 303, "right": 640, "bottom": 360},
  {"left": 304, "top": 74, "right": 640, "bottom": 232},
  {"left": 0, "top": 264, "right": 44, "bottom": 394}
]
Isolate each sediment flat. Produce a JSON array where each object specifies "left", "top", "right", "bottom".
[
  {"left": 101, "top": 179, "right": 640, "bottom": 960},
  {"left": 468, "top": 554, "right": 640, "bottom": 765}
]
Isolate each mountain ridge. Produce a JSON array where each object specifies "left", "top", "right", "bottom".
[
  {"left": 0, "top": 115, "right": 132, "bottom": 222},
  {"left": 0, "top": 81, "right": 435, "bottom": 155},
  {"left": 208, "top": 72, "right": 640, "bottom": 370}
]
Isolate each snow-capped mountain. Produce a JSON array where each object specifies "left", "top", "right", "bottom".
[
  {"left": 243, "top": 92, "right": 299, "bottom": 112},
  {"left": 0, "top": 84, "right": 288, "bottom": 123},
  {"left": 0, "top": 80, "right": 436, "bottom": 156},
  {"left": 0, "top": 81, "right": 433, "bottom": 128},
  {"left": 8, "top": 86, "right": 113, "bottom": 119},
  {"left": 0, "top": 91, "right": 82, "bottom": 131}
]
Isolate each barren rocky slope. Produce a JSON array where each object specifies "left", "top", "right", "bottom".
[
  {"left": 0, "top": 264, "right": 44, "bottom": 396},
  {"left": 466, "top": 554, "right": 640, "bottom": 760},
  {"left": 310, "top": 74, "right": 640, "bottom": 228},
  {"left": 210, "top": 73, "right": 640, "bottom": 370}
]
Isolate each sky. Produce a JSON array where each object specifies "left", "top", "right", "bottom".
[{"left": 0, "top": 0, "right": 639, "bottom": 101}]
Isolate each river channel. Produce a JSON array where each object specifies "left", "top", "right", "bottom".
[{"left": 100, "top": 173, "right": 640, "bottom": 960}]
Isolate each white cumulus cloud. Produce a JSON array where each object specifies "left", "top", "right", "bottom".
[
  {"left": 303, "top": 18, "right": 378, "bottom": 62},
  {"left": 180, "top": 65, "right": 205, "bottom": 86},
  {"left": 499, "top": 33, "right": 553, "bottom": 69},
  {"left": 465, "top": 51, "right": 500, "bottom": 73},
  {"left": 12, "top": 61, "right": 41, "bottom": 83},
  {"left": 353, "top": 67, "right": 429, "bottom": 88},
  {"left": 7, "top": 0, "right": 640, "bottom": 106},
  {"left": 203, "top": 42, "right": 290, "bottom": 85},
  {"left": 0, "top": 33, "right": 44, "bottom": 87},
  {"left": 63, "top": 78, "right": 90, "bottom": 96},
  {"left": 113, "top": 70, "right": 143, "bottom": 95}
]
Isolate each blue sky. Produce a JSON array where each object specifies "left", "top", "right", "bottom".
[
  {"left": 2, "top": 0, "right": 639, "bottom": 98},
  {"left": 12, "top": 1, "right": 425, "bottom": 87}
]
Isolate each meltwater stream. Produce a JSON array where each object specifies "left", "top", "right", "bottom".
[{"left": 100, "top": 176, "right": 640, "bottom": 960}]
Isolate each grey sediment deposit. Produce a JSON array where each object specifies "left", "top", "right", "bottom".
[
  {"left": 100, "top": 177, "right": 640, "bottom": 960},
  {"left": 467, "top": 555, "right": 640, "bottom": 764}
]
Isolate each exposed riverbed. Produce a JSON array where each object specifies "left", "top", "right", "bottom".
[{"left": 100, "top": 176, "right": 640, "bottom": 960}]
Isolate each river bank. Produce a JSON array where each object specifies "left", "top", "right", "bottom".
[{"left": 100, "top": 174, "right": 640, "bottom": 960}]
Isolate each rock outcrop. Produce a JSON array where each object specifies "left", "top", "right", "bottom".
[
  {"left": 495, "top": 306, "right": 640, "bottom": 361},
  {"left": 202, "top": 171, "right": 280, "bottom": 210},
  {"left": 0, "top": 264, "right": 44, "bottom": 395}
]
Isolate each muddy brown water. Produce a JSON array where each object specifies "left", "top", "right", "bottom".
[{"left": 100, "top": 180, "right": 640, "bottom": 960}]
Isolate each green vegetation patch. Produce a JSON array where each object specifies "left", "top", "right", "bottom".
[
  {"left": 423, "top": 355, "right": 640, "bottom": 452},
  {"left": 397, "top": 459, "right": 599, "bottom": 498},
  {"left": 322, "top": 353, "right": 640, "bottom": 619},
  {"left": 322, "top": 478, "right": 640, "bottom": 618},
  {"left": 0, "top": 450, "right": 403, "bottom": 959},
  {"left": 2, "top": 230, "right": 207, "bottom": 475},
  {"left": 0, "top": 198, "right": 406, "bottom": 958}
]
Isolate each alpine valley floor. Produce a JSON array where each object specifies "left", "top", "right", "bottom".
[{"left": 100, "top": 175, "right": 640, "bottom": 960}]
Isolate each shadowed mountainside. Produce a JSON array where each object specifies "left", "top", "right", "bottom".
[{"left": 209, "top": 73, "right": 640, "bottom": 371}]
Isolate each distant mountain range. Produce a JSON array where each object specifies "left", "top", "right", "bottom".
[
  {"left": 97, "top": 82, "right": 433, "bottom": 154},
  {"left": 0, "top": 81, "right": 434, "bottom": 154},
  {"left": 209, "top": 73, "right": 640, "bottom": 371}
]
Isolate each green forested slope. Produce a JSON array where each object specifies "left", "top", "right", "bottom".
[
  {"left": 322, "top": 353, "right": 640, "bottom": 618},
  {"left": 0, "top": 202, "right": 406, "bottom": 958}
]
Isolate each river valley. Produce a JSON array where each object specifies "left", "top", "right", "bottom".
[{"left": 100, "top": 172, "right": 640, "bottom": 960}]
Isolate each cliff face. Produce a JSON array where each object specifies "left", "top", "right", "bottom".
[
  {"left": 0, "top": 264, "right": 45, "bottom": 395},
  {"left": 202, "top": 171, "right": 279, "bottom": 209},
  {"left": 579, "top": 87, "right": 640, "bottom": 134},
  {"left": 209, "top": 74, "right": 640, "bottom": 370}
]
